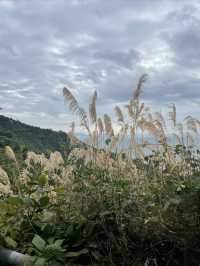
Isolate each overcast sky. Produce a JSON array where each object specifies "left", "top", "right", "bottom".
[{"left": 0, "top": 0, "right": 200, "bottom": 132}]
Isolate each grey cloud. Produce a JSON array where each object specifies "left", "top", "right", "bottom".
[
  {"left": 0, "top": 0, "right": 200, "bottom": 130},
  {"left": 168, "top": 25, "right": 200, "bottom": 68}
]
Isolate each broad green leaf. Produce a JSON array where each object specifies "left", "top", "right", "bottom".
[
  {"left": 32, "top": 234, "right": 46, "bottom": 251},
  {"left": 5, "top": 236, "right": 17, "bottom": 248},
  {"left": 45, "top": 244, "right": 65, "bottom": 254},
  {"left": 54, "top": 186, "right": 65, "bottom": 193},
  {"left": 34, "top": 257, "right": 46, "bottom": 266},
  {"left": 54, "top": 239, "right": 64, "bottom": 247},
  {"left": 37, "top": 173, "right": 48, "bottom": 187}
]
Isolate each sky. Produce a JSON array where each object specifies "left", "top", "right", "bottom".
[{"left": 0, "top": 0, "right": 200, "bottom": 133}]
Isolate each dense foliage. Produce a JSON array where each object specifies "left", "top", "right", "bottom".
[
  {"left": 1, "top": 146, "right": 200, "bottom": 265},
  {"left": 1, "top": 77, "right": 200, "bottom": 265}
]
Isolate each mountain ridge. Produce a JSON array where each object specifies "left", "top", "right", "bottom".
[{"left": 0, "top": 115, "right": 77, "bottom": 157}]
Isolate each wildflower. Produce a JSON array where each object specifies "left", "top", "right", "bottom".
[
  {"left": 47, "top": 190, "right": 57, "bottom": 203},
  {"left": 68, "top": 148, "right": 86, "bottom": 161},
  {"left": 46, "top": 155, "right": 63, "bottom": 172},
  {"left": 48, "top": 190, "right": 57, "bottom": 199},
  {"left": 26, "top": 152, "right": 48, "bottom": 168},
  {"left": 50, "top": 151, "right": 64, "bottom": 165},
  {"left": 5, "top": 146, "right": 17, "bottom": 163},
  {"left": 0, "top": 183, "right": 13, "bottom": 197},
  {"left": 0, "top": 166, "right": 10, "bottom": 185}
]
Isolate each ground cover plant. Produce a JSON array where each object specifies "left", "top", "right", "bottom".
[{"left": 1, "top": 76, "right": 200, "bottom": 265}]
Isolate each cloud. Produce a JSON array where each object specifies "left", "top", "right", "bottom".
[{"left": 0, "top": 0, "right": 200, "bottom": 131}]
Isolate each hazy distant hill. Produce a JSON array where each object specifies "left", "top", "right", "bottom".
[{"left": 0, "top": 115, "right": 77, "bottom": 158}]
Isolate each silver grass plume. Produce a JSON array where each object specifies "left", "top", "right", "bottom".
[
  {"left": 133, "top": 74, "right": 148, "bottom": 101},
  {"left": 109, "top": 124, "right": 128, "bottom": 151},
  {"left": 130, "top": 127, "right": 144, "bottom": 159},
  {"left": 137, "top": 117, "right": 146, "bottom": 132},
  {"left": 109, "top": 135, "right": 119, "bottom": 151},
  {"left": 176, "top": 123, "right": 184, "bottom": 144},
  {"left": 114, "top": 106, "right": 124, "bottom": 123},
  {"left": 104, "top": 114, "right": 114, "bottom": 137},
  {"left": 140, "top": 120, "right": 163, "bottom": 144},
  {"left": 89, "top": 91, "right": 97, "bottom": 124},
  {"left": 125, "top": 103, "right": 134, "bottom": 118},
  {"left": 0, "top": 166, "right": 8, "bottom": 179},
  {"left": 0, "top": 166, "right": 10, "bottom": 185},
  {"left": 169, "top": 103, "right": 176, "bottom": 127},
  {"left": 4, "top": 146, "right": 17, "bottom": 163},
  {"left": 153, "top": 112, "right": 166, "bottom": 129},
  {"left": 63, "top": 87, "right": 90, "bottom": 134},
  {"left": 138, "top": 102, "right": 145, "bottom": 114},
  {"left": 97, "top": 117, "right": 104, "bottom": 134},
  {"left": 154, "top": 120, "right": 167, "bottom": 145},
  {"left": 184, "top": 116, "right": 198, "bottom": 135},
  {"left": 4, "top": 146, "right": 21, "bottom": 195}
]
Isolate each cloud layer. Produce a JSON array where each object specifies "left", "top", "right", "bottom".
[{"left": 0, "top": 0, "right": 200, "bottom": 132}]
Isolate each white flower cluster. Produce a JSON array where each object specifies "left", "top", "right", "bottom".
[
  {"left": 0, "top": 166, "right": 10, "bottom": 185},
  {"left": 0, "top": 166, "right": 13, "bottom": 197},
  {"left": 25, "top": 151, "right": 64, "bottom": 172},
  {"left": 0, "top": 183, "right": 13, "bottom": 197}
]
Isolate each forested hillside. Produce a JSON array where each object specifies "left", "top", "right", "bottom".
[{"left": 0, "top": 115, "right": 75, "bottom": 161}]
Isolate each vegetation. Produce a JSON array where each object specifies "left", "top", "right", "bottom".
[
  {"left": 0, "top": 115, "right": 83, "bottom": 176},
  {"left": 1, "top": 76, "right": 200, "bottom": 265},
  {"left": 0, "top": 115, "right": 80, "bottom": 155}
]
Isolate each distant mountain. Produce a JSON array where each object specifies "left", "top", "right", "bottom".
[{"left": 0, "top": 115, "right": 80, "bottom": 159}]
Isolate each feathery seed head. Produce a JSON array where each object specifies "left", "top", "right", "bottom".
[
  {"left": 133, "top": 74, "right": 148, "bottom": 101},
  {"left": 5, "top": 146, "right": 17, "bottom": 162},
  {"left": 114, "top": 106, "right": 124, "bottom": 123},
  {"left": 97, "top": 117, "right": 104, "bottom": 133},
  {"left": 104, "top": 114, "right": 114, "bottom": 137},
  {"left": 89, "top": 91, "right": 97, "bottom": 124}
]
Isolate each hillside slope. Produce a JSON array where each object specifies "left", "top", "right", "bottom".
[{"left": 0, "top": 115, "right": 75, "bottom": 157}]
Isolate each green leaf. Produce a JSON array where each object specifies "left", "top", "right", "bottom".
[
  {"left": 45, "top": 244, "right": 65, "bottom": 254},
  {"left": 34, "top": 257, "right": 46, "bottom": 266},
  {"left": 54, "top": 239, "right": 64, "bottom": 247},
  {"left": 66, "top": 248, "right": 88, "bottom": 258},
  {"left": 32, "top": 234, "right": 46, "bottom": 251},
  {"left": 37, "top": 173, "right": 48, "bottom": 187},
  {"left": 54, "top": 186, "right": 65, "bottom": 193},
  {"left": 5, "top": 236, "right": 17, "bottom": 248},
  {"left": 39, "top": 196, "right": 49, "bottom": 207},
  {"left": 23, "top": 256, "right": 37, "bottom": 266},
  {"left": 6, "top": 196, "right": 23, "bottom": 205}
]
